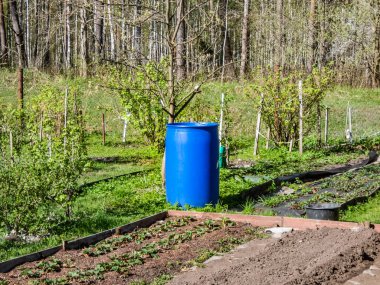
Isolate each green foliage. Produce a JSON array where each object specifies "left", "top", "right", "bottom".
[
  {"left": 0, "top": 85, "right": 87, "bottom": 235},
  {"left": 109, "top": 61, "right": 168, "bottom": 150},
  {"left": 249, "top": 66, "right": 334, "bottom": 144}
]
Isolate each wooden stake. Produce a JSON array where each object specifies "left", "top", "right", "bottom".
[
  {"left": 122, "top": 119, "right": 127, "bottom": 143},
  {"left": 254, "top": 93, "right": 264, "bottom": 156},
  {"left": 348, "top": 106, "right": 352, "bottom": 143},
  {"left": 289, "top": 138, "right": 293, "bottom": 153},
  {"left": 39, "top": 112, "right": 43, "bottom": 141},
  {"left": 219, "top": 93, "right": 225, "bottom": 147},
  {"left": 317, "top": 105, "right": 321, "bottom": 147},
  {"left": 48, "top": 134, "right": 52, "bottom": 158},
  {"left": 62, "top": 240, "right": 68, "bottom": 251},
  {"left": 298, "top": 80, "right": 303, "bottom": 155},
  {"left": 64, "top": 87, "right": 68, "bottom": 152},
  {"left": 324, "top": 107, "right": 329, "bottom": 145},
  {"left": 9, "top": 131, "right": 13, "bottom": 164},
  {"left": 17, "top": 68, "right": 23, "bottom": 110},
  {"left": 266, "top": 127, "right": 270, "bottom": 150},
  {"left": 102, "top": 113, "right": 106, "bottom": 145}
]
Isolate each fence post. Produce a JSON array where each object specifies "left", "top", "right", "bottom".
[
  {"left": 289, "top": 137, "right": 293, "bottom": 153},
  {"left": 298, "top": 80, "right": 303, "bottom": 155},
  {"left": 219, "top": 93, "right": 225, "bottom": 147},
  {"left": 102, "top": 113, "right": 106, "bottom": 145},
  {"left": 64, "top": 87, "right": 68, "bottom": 152},
  {"left": 254, "top": 93, "right": 264, "bottom": 156},
  {"left": 348, "top": 106, "right": 353, "bottom": 143},
  {"left": 324, "top": 107, "right": 329, "bottom": 145},
  {"left": 317, "top": 105, "right": 322, "bottom": 147},
  {"left": 9, "top": 131, "right": 13, "bottom": 164}
]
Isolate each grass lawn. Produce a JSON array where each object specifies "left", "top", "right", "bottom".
[{"left": 341, "top": 191, "right": 380, "bottom": 223}]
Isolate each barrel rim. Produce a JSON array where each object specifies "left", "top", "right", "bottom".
[{"left": 167, "top": 122, "right": 218, "bottom": 128}]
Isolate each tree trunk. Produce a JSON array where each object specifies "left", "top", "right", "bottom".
[
  {"left": 307, "top": 0, "right": 316, "bottom": 73},
  {"left": 0, "top": 0, "right": 7, "bottom": 64},
  {"left": 80, "top": 6, "right": 88, "bottom": 77},
  {"left": 107, "top": 0, "right": 115, "bottom": 60},
  {"left": 373, "top": 0, "right": 380, "bottom": 87},
  {"left": 25, "top": 0, "right": 30, "bottom": 66},
  {"left": 239, "top": 0, "right": 250, "bottom": 79},
  {"left": 65, "top": 0, "right": 71, "bottom": 69},
  {"left": 134, "top": 0, "right": 142, "bottom": 65},
  {"left": 94, "top": 0, "right": 104, "bottom": 60},
  {"left": 9, "top": 0, "right": 26, "bottom": 67},
  {"left": 219, "top": 0, "right": 235, "bottom": 80},
  {"left": 273, "top": 0, "right": 283, "bottom": 73},
  {"left": 176, "top": 0, "right": 186, "bottom": 80}
]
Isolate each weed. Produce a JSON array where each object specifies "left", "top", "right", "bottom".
[
  {"left": 241, "top": 198, "right": 255, "bottom": 214},
  {"left": 195, "top": 249, "right": 218, "bottom": 263}
]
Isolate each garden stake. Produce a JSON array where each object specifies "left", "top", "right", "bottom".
[
  {"left": 219, "top": 93, "right": 225, "bottom": 147},
  {"left": 266, "top": 127, "right": 270, "bottom": 149},
  {"left": 102, "top": 113, "right": 106, "bottom": 145},
  {"left": 298, "top": 80, "right": 303, "bottom": 155},
  {"left": 254, "top": 93, "right": 264, "bottom": 156},
  {"left": 324, "top": 107, "right": 329, "bottom": 145}
]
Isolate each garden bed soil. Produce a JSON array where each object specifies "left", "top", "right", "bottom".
[
  {"left": 2, "top": 214, "right": 380, "bottom": 285},
  {"left": 169, "top": 227, "right": 380, "bottom": 285},
  {"left": 254, "top": 160, "right": 380, "bottom": 217},
  {"left": 0, "top": 216, "right": 264, "bottom": 285}
]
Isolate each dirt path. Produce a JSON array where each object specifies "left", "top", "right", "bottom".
[{"left": 169, "top": 228, "right": 380, "bottom": 285}]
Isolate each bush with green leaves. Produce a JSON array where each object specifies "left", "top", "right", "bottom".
[
  {"left": 249, "top": 66, "right": 334, "bottom": 145},
  {"left": 109, "top": 61, "right": 168, "bottom": 150},
  {"left": 0, "top": 85, "right": 87, "bottom": 236}
]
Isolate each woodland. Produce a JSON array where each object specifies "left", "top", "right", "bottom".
[{"left": 0, "top": 0, "right": 379, "bottom": 87}]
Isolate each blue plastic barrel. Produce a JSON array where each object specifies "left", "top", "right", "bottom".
[{"left": 165, "top": 122, "right": 219, "bottom": 207}]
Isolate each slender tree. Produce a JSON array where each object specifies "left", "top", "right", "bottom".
[
  {"left": 0, "top": 0, "right": 7, "bottom": 64},
  {"left": 240, "top": 0, "right": 250, "bottom": 78}
]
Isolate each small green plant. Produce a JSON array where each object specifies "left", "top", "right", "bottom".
[
  {"left": 241, "top": 199, "right": 255, "bottom": 214},
  {"left": 21, "top": 269, "right": 43, "bottom": 278},
  {"left": 37, "top": 258, "right": 63, "bottom": 273},
  {"left": 195, "top": 249, "right": 218, "bottom": 263}
]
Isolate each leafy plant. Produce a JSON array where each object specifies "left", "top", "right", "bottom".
[
  {"left": 0, "top": 84, "right": 87, "bottom": 235},
  {"left": 248, "top": 66, "right": 334, "bottom": 145},
  {"left": 37, "top": 258, "right": 63, "bottom": 272}
]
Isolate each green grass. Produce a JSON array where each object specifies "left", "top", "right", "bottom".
[
  {"left": 0, "top": 171, "right": 168, "bottom": 262},
  {"left": 341, "top": 191, "right": 380, "bottom": 223},
  {"left": 0, "top": 69, "right": 379, "bottom": 264},
  {"left": 325, "top": 87, "right": 380, "bottom": 139},
  {"left": 0, "top": 144, "right": 369, "bottom": 262}
]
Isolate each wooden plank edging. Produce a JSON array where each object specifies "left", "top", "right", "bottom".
[
  {"left": 0, "top": 246, "right": 61, "bottom": 273},
  {"left": 0, "top": 211, "right": 168, "bottom": 273},
  {"left": 167, "top": 210, "right": 380, "bottom": 232},
  {"left": 1, "top": 210, "right": 378, "bottom": 273}
]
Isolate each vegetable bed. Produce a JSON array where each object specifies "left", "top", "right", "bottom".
[
  {"left": 0, "top": 217, "right": 266, "bottom": 285},
  {"left": 256, "top": 163, "right": 380, "bottom": 217}
]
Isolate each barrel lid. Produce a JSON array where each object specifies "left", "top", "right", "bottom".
[{"left": 167, "top": 122, "right": 218, "bottom": 128}]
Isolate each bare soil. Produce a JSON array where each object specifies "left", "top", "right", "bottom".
[
  {"left": 2, "top": 218, "right": 380, "bottom": 285},
  {"left": 169, "top": 227, "right": 380, "bottom": 285},
  {"left": 0, "top": 217, "right": 262, "bottom": 285}
]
